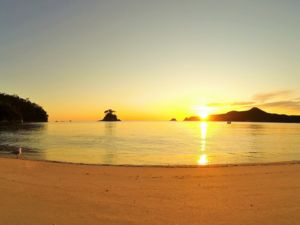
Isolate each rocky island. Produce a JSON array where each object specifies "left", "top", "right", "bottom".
[
  {"left": 0, "top": 93, "right": 48, "bottom": 123},
  {"left": 100, "top": 109, "right": 121, "bottom": 121}
]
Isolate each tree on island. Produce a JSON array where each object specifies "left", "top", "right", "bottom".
[
  {"left": 105, "top": 109, "right": 115, "bottom": 114},
  {"left": 101, "top": 109, "right": 121, "bottom": 121}
]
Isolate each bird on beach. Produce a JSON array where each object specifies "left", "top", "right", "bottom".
[
  {"left": 18, "top": 147, "right": 22, "bottom": 159},
  {"left": 12, "top": 147, "right": 22, "bottom": 159}
]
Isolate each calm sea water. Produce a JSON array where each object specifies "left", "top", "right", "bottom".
[{"left": 0, "top": 122, "right": 299, "bottom": 166}]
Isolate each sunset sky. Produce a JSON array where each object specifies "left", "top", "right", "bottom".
[{"left": 1, "top": 0, "right": 300, "bottom": 121}]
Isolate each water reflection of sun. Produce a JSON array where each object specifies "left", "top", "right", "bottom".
[
  {"left": 198, "top": 122, "right": 208, "bottom": 165},
  {"left": 200, "top": 122, "right": 207, "bottom": 152},
  {"left": 198, "top": 154, "right": 208, "bottom": 165},
  {"left": 200, "top": 122, "right": 207, "bottom": 141}
]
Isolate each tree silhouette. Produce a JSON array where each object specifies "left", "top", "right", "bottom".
[
  {"left": 104, "top": 109, "right": 116, "bottom": 114},
  {"left": 0, "top": 93, "right": 48, "bottom": 123},
  {"left": 101, "top": 109, "right": 120, "bottom": 121}
]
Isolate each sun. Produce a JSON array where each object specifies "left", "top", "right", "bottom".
[
  {"left": 199, "top": 110, "right": 209, "bottom": 119},
  {"left": 195, "top": 106, "right": 211, "bottom": 120}
]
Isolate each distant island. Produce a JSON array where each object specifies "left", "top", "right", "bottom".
[
  {"left": 100, "top": 109, "right": 121, "bottom": 121},
  {"left": 184, "top": 107, "right": 300, "bottom": 123},
  {"left": 0, "top": 93, "right": 48, "bottom": 123},
  {"left": 183, "top": 116, "right": 201, "bottom": 121}
]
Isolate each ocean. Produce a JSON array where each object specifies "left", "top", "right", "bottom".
[{"left": 0, "top": 121, "right": 299, "bottom": 166}]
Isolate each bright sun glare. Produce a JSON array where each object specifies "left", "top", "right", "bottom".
[{"left": 196, "top": 106, "right": 211, "bottom": 120}]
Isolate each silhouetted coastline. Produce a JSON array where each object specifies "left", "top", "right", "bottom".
[
  {"left": 184, "top": 107, "right": 300, "bottom": 123},
  {"left": 184, "top": 116, "right": 201, "bottom": 121},
  {"left": 0, "top": 93, "right": 48, "bottom": 123}
]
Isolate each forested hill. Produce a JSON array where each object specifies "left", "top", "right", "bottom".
[
  {"left": 0, "top": 93, "right": 48, "bottom": 122},
  {"left": 184, "top": 107, "right": 300, "bottom": 123},
  {"left": 209, "top": 107, "right": 300, "bottom": 123}
]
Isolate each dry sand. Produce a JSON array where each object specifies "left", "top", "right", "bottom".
[{"left": 0, "top": 158, "right": 299, "bottom": 225}]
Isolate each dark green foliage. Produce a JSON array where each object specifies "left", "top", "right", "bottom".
[
  {"left": 0, "top": 103, "right": 21, "bottom": 122},
  {"left": 0, "top": 93, "right": 48, "bottom": 122}
]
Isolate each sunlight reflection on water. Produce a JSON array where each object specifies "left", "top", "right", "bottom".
[
  {"left": 198, "top": 122, "right": 208, "bottom": 165},
  {"left": 0, "top": 122, "right": 300, "bottom": 165}
]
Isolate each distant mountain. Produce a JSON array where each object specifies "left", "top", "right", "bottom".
[
  {"left": 184, "top": 107, "right": 300, "bottom": 123},
  {"left": 184, "top": 116, "right": 201, "bottom": 121},
  {"left": 0, "top": 93, "right": 48, "bottom": 123}
]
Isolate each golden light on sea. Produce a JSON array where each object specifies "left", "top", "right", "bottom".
[
  {"left": 198, "top": 154, "right": 208, "bottom": 165},
  {"left": 198, "top": 122, "right": 208, "bottom": 165},
  {"left": 200, "top": 122, "right": 207, "bottom": 141}
]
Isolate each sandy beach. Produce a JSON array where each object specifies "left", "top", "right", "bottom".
[{"left": 0, "top": 158, "right": 299, "bottom": 225}]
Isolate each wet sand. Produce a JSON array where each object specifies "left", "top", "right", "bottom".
[{"left": 0, "top": 158, "right": 299, "bottom": 225}]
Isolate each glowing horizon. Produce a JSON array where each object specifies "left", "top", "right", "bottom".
[{"left": 1, "top": 0, "right": 300, "bottom": 121}]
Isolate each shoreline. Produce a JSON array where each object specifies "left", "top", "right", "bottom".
[
  {"left": 1, "top": 157, "right": 299, "bottom": 225},
  {"left": 1, "top": 155, "right": 300, "bottom": 168}
]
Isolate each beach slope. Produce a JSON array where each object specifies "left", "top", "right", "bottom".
[{"left": 0, "top": 158, "right": 299, "bottom": 225}]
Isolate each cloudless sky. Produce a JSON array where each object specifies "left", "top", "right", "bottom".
[{"left": 1, "top": 0, "right": 300, "bottom": 121}]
